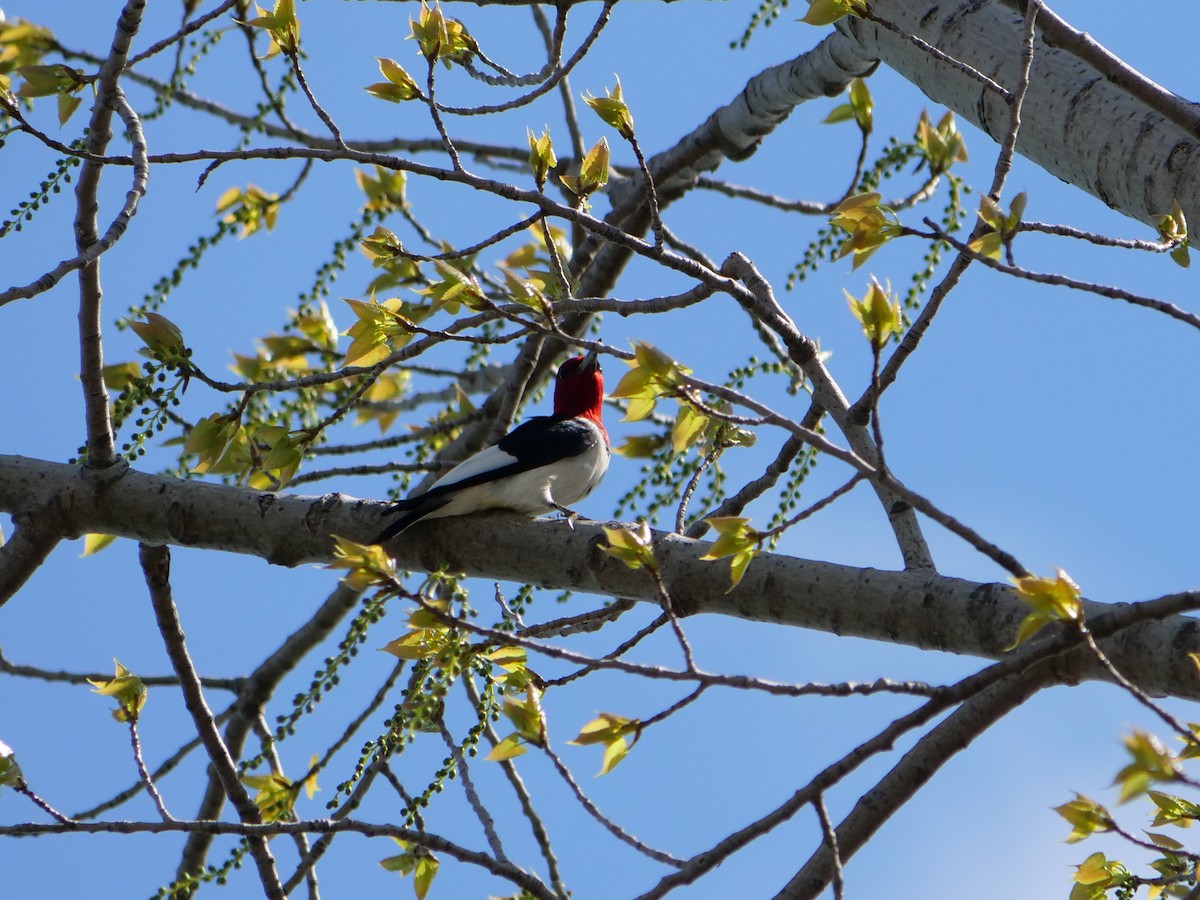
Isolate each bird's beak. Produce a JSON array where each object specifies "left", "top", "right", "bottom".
[{"left": 580, "top": 347, "right": 600, "bottom": 372}]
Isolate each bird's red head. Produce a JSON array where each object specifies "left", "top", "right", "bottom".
[{"left": 553, "top": 348, "right": 606, "bottom": 430}]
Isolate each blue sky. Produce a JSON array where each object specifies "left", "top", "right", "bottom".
[{"left": 2, "top": 1, "right": 1199, "bottom": 897}]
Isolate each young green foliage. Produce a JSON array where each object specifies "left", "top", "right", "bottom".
[
  {"left": 1158, "top": 198, "right": 1190, "bottom": 268},
  {"left": 81, "top": 533, "right": 117, "bottom": 557},
  {"left": 417, "top": 259, "right": 490, "bottom": 314},
  {"left": 1068, "top": 852, "right": 1132, "bottom": 900},
  {"left": 0, "top": 739, "right": 23, "bottom": 790},
  {"left": 129, "top": 312, "right": 186, "bottom": 361},
  {"left": 845, "top": 276, "right": 901, "bottom": 350},
  {"left": 237, "top": 0, "right": 300, "bottom": 60},
  {"left": 967, "top": 191, "right": 1026, "bottom": 260},
  {"left": 215, "top": 185, "right": 281, "bottom": 238},
  {"left": 0, "top": 16, "right": 56, "bottom": 79},
  {"left": 327, "top": 535, "right": 399, "bottom": 590},
  {"left": 526, "top": 127, "right": 556, "bottom": 190},
  {"left": 1007, "top": 567, "right": 1083, "bottom": 649},
  {"left": 366, "top": 57, "right": 420, "bottom": 103},
  {"left": 1147, "top": 790, "right": 1200, "bottom": 827},
  {"left": 559, "top": 137, "right": 610, "bottom": 208},
  {"left": 915, "top": 110, "right": 969, "bottom": 174},
  {"left": 824, "top": 77, "right": 873, "bottom": 132},
  {"left": 486, "top": 685, "right": 545, "bottom": 760},
  {"left": 830, "top": 192, "right": 901, "bottom": 270},
  {"left": 88, "top": 660, "right": 147, "bottom": 724},
  {"left": 380, "top": 600, "right": 456, "bottom": 663},
  {"left": 569, "top": 713, "right": 640, "bottom": 775},
  {"left": 483, "top": 645, "right": 533, "bottom": 690},
  {"left": 379, "top": 838, "right": 439, "bottom": 900},
  {"left": 1054, "top": 794, "right": 1115, "bottom": 843},
  {"left": 1115, "top": 731, "right": 1181, "bottom": 803},
  {"left": 14, "top": 62, "right": 84, "bottom": 125},
  {"left": 357, "top": 167, "right": 408, "bottom": 213},
  {"left": 410, "top": 2, "right": 475, "bottom": 68},
  {"left": 799, "top": 0, "right": 869, "bottom": 26},
  {"left": 341, "top": 295, "right": 416, "bottom": 367},
  {"left": 584, "top": 78, "right": 634, "bottom": 139},
  {"left": 183, "top": 413, "right": 251, "bottom": 477},
  {"left": 599, "top": 521, "right": 657, "bottom": 573},
  {"left": 241, "top": 772, "right": 302, "bottom": 823},
  {"left": 699, "top": 516, "right": 759, "bottom": 589},
  {"left": 609, "top": 341, "right": 690, "bottom": 422}
]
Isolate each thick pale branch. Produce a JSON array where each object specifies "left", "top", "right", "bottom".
[
  {"left": 74, "top": 0, "right": 150, "bottom": 467},
  {"left": 839, "top": 0, "right": 1200, "bottom": 227},
  {"left": 776, "top": 662, "right": 1054, "bottom": 898},
  {"left": 720, "top": 252, "right": 934, "bottom": 571},
  {"left": 0, "top": 519, "right": 61, "bottom": 608},
  {"left": 2, "top": 454, "right": 1197, "bottom": 699}
]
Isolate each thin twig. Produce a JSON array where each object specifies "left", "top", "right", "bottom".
[
  {"left": 139, "top": 543, "right": 285, "bottom": 899},
  {"left": 128, "top": 719, "right": 174, "bottom": 822}
]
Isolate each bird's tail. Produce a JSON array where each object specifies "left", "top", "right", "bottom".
[{"left": 376, "top": 496, "right": 449, "bottom": 544}]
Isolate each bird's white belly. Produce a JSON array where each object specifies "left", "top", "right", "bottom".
[{"left": 427, "top": 440, "right": 609, "bottom": 520}]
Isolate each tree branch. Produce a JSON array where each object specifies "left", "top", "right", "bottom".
[
  {"left": 3, "top": 455, "right": 1198, "bottom": 699},
  {"left": 139, "top": 543, "right": 285, "bottom": 899}
]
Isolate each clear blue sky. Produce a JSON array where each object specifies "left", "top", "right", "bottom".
[{"left": 2, "top": 1, "right": 1199, "bottom": 897}]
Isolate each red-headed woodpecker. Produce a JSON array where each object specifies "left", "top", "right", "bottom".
[{"left": 377, "top": 348, "right": 608, "bottom": 542}]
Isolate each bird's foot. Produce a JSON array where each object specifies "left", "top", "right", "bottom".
[{"left": 550, "top": 502, "right": 582, "bottom": 529}]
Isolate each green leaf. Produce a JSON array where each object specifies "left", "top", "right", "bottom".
[
  {"left": 237, "top": 0, "right": 300, "bottom": 59},
  {"left": 570, "top": 713, "right": 639, "bottom": 775},
  {"left": 559, "top": 137, "right": 610, "bottom": 203},
  {"left": 830, "top": 192, "right": 901, "bottom": 269},
  {"left": 1012, "top": 568, "right": 1083, "bottom": 623},
  {"left": 1115, "top": 731, "right": 1180, "bottom": 802},
  {"left": 380, "top": 838, "right": 439, "bottom": 900},
  {"left": 366, "top": 57, "right": 419, "bottom": 102},
  {"left": 599, "top": 736, "right": 630, "bottom": 775},
  {"left": 915, "top": 109, "right": 968, "bottom": 174},
  {"left": 600, "top": 521, "right": 657, "bottom": 572},
  {"left": 327, "top": 535, "right": 397, "bottom": 589},
  {"left": 526, "top": 126, "right": 556, "bottom": 188},
  {"left": 799, "top": 0, "right": 865, "bottom": 26},
  {"left": 242, "top": 772, "right": 298, "bottom": 822},
  {"left": 484, "top": 732, "right": 528, "bottom": 762},
  {"left": 584, "top": 78, "right": 634, "bottom": 138},
  {"left": 614, "top": 433, "right": 668, "bottom": 458},
  {"left": 823, "top": 104, "right": 855, "bottom": 125},
  {"left": 844, "top": 276, "right": 901, "bottom": 349},
  {"left": 87, "top": 659, "right": 147, "bottom": 723},
  {"left": 410, "top": 1, "right": 474, "bottom": 67},
  {"left": 1054, "top": 794, "right": 1113, "bottom": 843},
  {"left": 671, "top": 403, "right": 708, "bottom": 454},
  {"left": 0, "top": 740, "right": 23, "bottom": 790},
  {"left": 967, "top": 231, "right": 1003, "bottom": 260},
  {"left": 129, "top": 312, "right": 186, "bottom": 358},
  {"left": 81, "top": 533, "right": 117, "bottom": 557},
  {"left": 1147, "top": 790, "right": 1200, "bottom": 827},
  {"left": 700, "top": 517, "right": 759, "bottom": 589},
  {"left": 15, "top": 63, "right": 83, "bottom": 98},
  {"left": 500, "top": 686, "right": 544, "bottom": 744}
]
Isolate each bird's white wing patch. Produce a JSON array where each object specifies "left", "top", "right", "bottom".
[
  {"left": 422, "top": 419, "right": 609, "bottom": 521},
  {"left": 430, "top": 443, "right": 521, "bottom": 490}
]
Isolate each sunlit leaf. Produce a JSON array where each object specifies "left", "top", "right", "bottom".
[
  {"left": 0, "top": 739, "right": 24, "bottom": 790},
  {"left": 87, "top": 659, "right": 147, "bottom": 723},
  {"left": 844, "top": 276, "right": 901, "bottom": 349},
  {"left": 600, "top": 521, "right": 656, "bottom": 572},
  {"left": 81, "top": 533, "right": 117, "bottom": 557},
  {"left": 584, "top": 77, "right": 634, "bottom": 138}
]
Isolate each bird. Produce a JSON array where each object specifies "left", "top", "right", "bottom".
[{"left": 376, "top": 348, "right": 609, "bottom": 543}]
